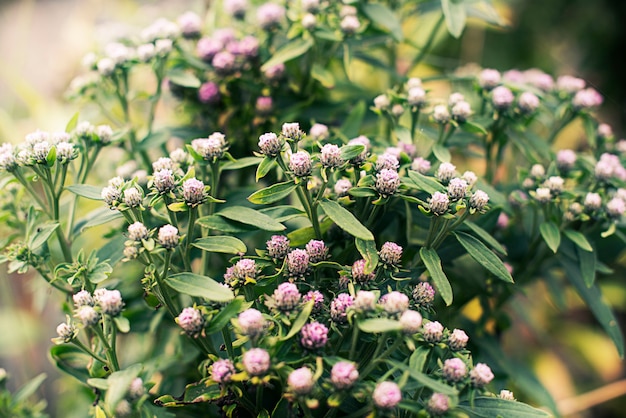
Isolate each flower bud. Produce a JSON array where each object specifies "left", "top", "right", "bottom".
[
  {"left": 287, "top": 249, "right": 310, "bottom": 277},
  {"left": 176, "top": 307, "right": 205, "bottom": 338},
  {"left": 572, "top": 88, "right": 603, "bottom": 110},
  {"left": 534, "top": 187, "right": 552, "bottom": 203},
  {"left": 399, "top": 309, "right": 423, "bottom": 334},
  {"left": 257, "top": 3, "right": 285, "bottom": 30},
  {"left": 56, "top": 322, "right": 76, "bottom": 343},
  {"left": 267, "top": 235, "right": 290, "bottom": 259},
  {"left": 309, "top": 123, "right": 329, "bottom": 141},
  {"left": 303, "top": 290, "right": 324, "bottom": 313},
  {"left": 432, "top": 105, "right": 450, "bottom": 124},
  {"left": 73, "top": 290, "right": 94, "bottom": 307},
  {"left": 330, "top": 293, "right": 354, "bottom": 323},
  {"left": 198, "top": 82, "right": 221, "bottom": 104},
  {"left": 411, "top": 157, "right": 431, "bottom": 174},
  {"left": 427, "top": 393, "right": 450, "bottom": 416},
  {"left": 413, "top": 282, "right": 435, "bottom": 308},
  {"left": 429, "top": 192, "right": 450, "bottom": 215},
  {"left": 407, "top": 87, "right": 427, "bottom": 107},
  {"left": 211, "top": 359, "right": 236, "bottom": 383},
  {"left": 448, "top": 329, "right": 469, "bottom": 350},
  {"left": 288, "top": 367, "right": 315, "bottom": 395},
  {"left": 129, "top": 377, "right": 145, "bottom": 399},
  {"left": 334, "top": 179, "right": 352, "bottom": 197},
  {"left": 224, "top": 0, "right": 248, "bottom": 19},
  {"left": 470, "top": 363, "right": 494, "bottom": 387},
  {"left": 381, "top": 291, "right": 410, "bottom": 315},
  {"left": 447, "top": 178, "right": 468, "bottom": 201},
  {"left": 282, "top": 122, "right": 304, "bottom": 141},
  {"left": 258, "top": 132, "right": 283, "bottom": 156},
  {"left": 375, "top": 169, "right": 400, "bottom": 196},
  {"left": 556, "top": 149, "right": 576, "bottom": 171},
  {"left": 422, "top": 321, "right": 444, "bottom": 343},
  {"left": 470, "top": 190, "right": 490, "bottom": 211},
  {"left": 75, "top": 305, "right": 100, "bottom": 327},
  {"left": 340, "top": 15, "right": 360, "bottom": 34},
  {"left": 451, "top": 101, "right": 472, "bottom": 122},
  {"left": 320, "top": 144, "right": 344, "bottom": 168},
  {"left": 238, "top": 308, "right": 267, "bottom": 338},
  {"left": 478, "top": 68, "right": 501, "bottom": 90},
  {"left": 153, "top": 169, "right": 176, "bottom": 194},
  {"left": 300, "top": 322, "right": 329, "bottom": 350},
  {"left": 330, "top": 361, "right": 359, "bottom": 389},
  {"left": 289, "top": 151, "right": 312, "bottom": 177},
  {"left": 442, "top": 358, "right": 467, "bottom": 382},
  {"left": 305, "top": 240, "right": 328, "bottom": 263},
  {"left": 379, "top": 242, "right": 403, "bottom": 266},
  {"left": 178, "top": 11, "right": 202, "bottom": 38},
  {"left": 273, "top": 283, "right": 301, "bottom": 312},
  {"left": 182, "top": 178, "right": 206, "bottom": 206},
  {"left": 96, "top": 289, "right": 124, "bottom": 316},
  {"left": 557, "top": 75, "right": 585, "bottom": 93},
  {"left": 607, "top": 197, "right": 625, "bottom": 218},
  {"left": 373, "top": 381, "right": 402, "bottom": 409},
  {"left": 436, "top": 162, "right": 456, "bottom": 184},
  {"left": 353, "top": 290, "right": 378, "bottom": 312},
  {"left": 517, "top": 92, "right": 540, "bottom": 113},
  {"left": 123, "top": 187, "right": 142, "bottom": 207},
  {"left": 242, "top": 348, "right": 271, "bottom": 376},
  {"left": 158, "top": 224, "right": 180, "bottom": 249},
  {"left": 499, "top": 390, "right": 515, "bottom": 400},
  {"left": 374, "top": 94, "right": 391, "bottom": 111},
  {"left": 351, "top": 259, "right": 375, "bottom": 284},
  {"left": 492, "top": 86, "right": 514, "bottom": 110}
]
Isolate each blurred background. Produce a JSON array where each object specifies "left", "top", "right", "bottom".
[{"left": 1, "top": 0, "right": 625, "bottom": 416}]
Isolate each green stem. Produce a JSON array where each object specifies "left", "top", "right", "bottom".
[
  {"left": 349, "top": 325, "right": 360, "bottom": 360},
  {"left": 72, "top": 338, "right": 109, "bottom": 365},
  {"left": 410, "top": 13, "right": 445, "bottom": 69},
  {"left": 255, "top": 384, "right": 264, "bottom": 413},
  {"left": 222, "top": 327, "right": 235, "bottom": 359},
  {"left": 93, "top": 323, "right": 119, "bottom": 371},
  {"left": 184, "top": 207, "right": 197, "bottom": 272}
]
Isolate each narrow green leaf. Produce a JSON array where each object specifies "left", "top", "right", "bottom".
[
  {"left": 458, "top": 397, "right": 551, "bottom": 417},
  {"left": 261, "top": 37, "right": 314, "bottom": 72},
  {"left": 407, "top": 170, "right": 445, "bottom": 195},
  {"left": 394, "top": 126, "right": 412, "bottom": 143},
  {"left": 29, "top": 222, "right": 59, "bottom": 249},
  {"left": 281, "top": 300, "right": 314, "bottom": 341},
  {"left": 50, "top": 345, "right": 91, "bottom": 383},
  {"left": 339, "top": 144, "right": 365, "bottom": 161},
  {"left": 197, "top": 215, "right": 256, "bottom": 233},
  {"left": 248, "top": 181, "right": 297, "bottom": 205},
  {"left": 167, "top": 202, "right": 189, "bottom": 212},
  {"left": 14, "top": 373, "right": 46, "bottom": 403},
  {"left": 441, "top": 0, "right": 467, "bottom": 38},
  {"left": 206, "top": 297, "right": 247, "bottom": 335},
  {"left": 358, "top": 318, "right": 401, "bottom": 333},
  {"left": 311, "top": 63, "right": 335, "bottom": 88},
  {"left": 454, "top": 231, "right": 514, "bottom": 283},
  {"left": 193, "top": 236, "right": 247, "bottom": 254},
  {"left": 221, "top": 157, "right": 262, "bottom": 171},
  {"left": 319, "top": 199, "right": 374, "bottom": 241},
  {"left": 563, "top": 229, "right": 593, "bottom": 252},
  {"left": 218, "top": 206, "right": 285, "bottom": 231},
  {"left": 409, "top": 345, "right": 430, "bottom": 372},
  {"left": 560, "top": 256, "right": 624, "bottom": 357},
  {"left": 165, "top": 273, "right": 234, "bottom": 302},
  {"left": 114, "top": 316, "right": 130, "bottom": 333},
  {"left": 259, "top": 205, "right": 306, "bottom": 222},
  {"left": 578, "top": 246, "right": 596, "bottom": 287},
  {"left": 362, "top": 3, "right": 404, "bottom": 41},
  {"left": 137, "top": 130, "right": 170, "bottom": 150},
  {"left": 65, "top": 112, "right": 80, "bottom": 133},
  {"left": 355, "top": 238, "right": 378, "bottom": 273},
  {"left": 340, "top": 101, "right": 366, "bottom": 138},
  {"left": 420, "top": 247, "right": 453, "bottom": 305},
  {"left": 432, "top": 143, "right": 451, "bottom": 163},
  {"left": 540, "top": 221, "right": 561, "bottom": 253},
  {"left": 464, "top": 221, "right": 507, "bottom": 256},
  {"left": 459, "top": 121, "right": 488, "bottom": 135},
  {"left": 256, "top": 156, "right": 277, "bottom": 181},
  {"left": 66, "top": 184, "right": 104, "bottom": 200},
  {"left": 389, "top": 360, "right": 458, "bottom": 396},
  {"left": 104, "top": 364, "right": 143, "bottom": 413},
  {"left": 167, "top": 69, "right": 201, "bottom": 88},
  {"left": 348, "top": 187, "right": 377, "bottom": 197}
]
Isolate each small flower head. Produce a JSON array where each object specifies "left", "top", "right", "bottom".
[
  {"left": 376, "top": 153, "right": 400, "bottom": 171},
  {"left": 373, "top": 381, "right": 402, "bottom": 410},
  {"left": 75, "top": 305, "right": 100, "bottom": 327},
  {"left": 470, "top": 363, "right": 494, "bottom": 387},
  {"left": 330, "top": 293, "right": 354, "bottom": 324},
  {"left": 233, "top": 259, "right": 258, "bottom": 281},
  {"left": 302, "top": 13, "right": 317, "bottom": 30},
  {"left": 177, "top": 307, "right": 205, "bottom": 338},
  {"left": 282, "top": 122, "right": 305, "bottom": 141},
  {"left": 492, "top": 86, "right": 515, "bottom": 110},
  {"left": 499, "top": 390, "right": 516, "bottom": 400},
  {"left": 413, "top": 282, "right": 435, "bottom": 308},
  {"left": 373, "top": 94, "right": 391, "bottom": 111},
  {"left": 288, "top": 367, "right": 315, "bottom": 395},
  {"left": 305, "top": 240, "right": 328, "bottom": 263},
  {"left": 353, "top": 290, "right": 378, "bottom": 312},
  {"left": 451, "top": 101, "right": 472, "bottom": 122},
  {"left": 224, "top": 0, "right": 248, "bottom": 18},
  {"left": 331, "top": 361, "right": 359, "bottom": 389},
  {"left": 422, "top": 320, "right": 444, "bottom": 343},
  {"left": 273, "top": 282, "right": 302, "bottom": 313},
  {"left": 197, "top": 37, "right": 222, "bottom": 61},
  {"left": 429, "top": 192, "right": 450, "bottom": 216},
  {"left": 182, "top": 178, "right": 206, "bottom": 206},
  {"left": 303, "top": 290, "right": 325, "bottom": 313},
  {"left": 584, "top": 192, "right": 602, "bottom": 211},
  {"left": 300, "top": 321, "right": 329, "bottom": 350},
  {"left": 158, "top": 224, "right": 180, "bottom": 249},
  {"left": 447, "top": 178, "right": 468, "bottom": 201},
  {"left": 432, "top": 105, "right": 450, "bottom": 124},
  {"left": 287, "top": 249, "right": 310, "bottom": 278},
  {"left": 334, "top": 178, "right": 352, "bottom": 197},
  {"left": 123, "top": 187, "right": 143, "bottom": 208},
  {"left": 257, "top": 3, "right": 285, "bottom": 30},
  {"left": 427, "top": 393, "right": 450, "bottom": 416},
  {"left": 101, "top": 186, "right": 122, "bottom": 208},
  {"left": 379, "top": 242, "right": 403, "bottom": 267},
  {"left": 255, "top": 96, "right": 273, "bottom": 115},
  {"left": 597, "top": 123, "right": 614, "bottom": 140},
  {"left": 470, "top": 190, "right": 490, "bottom": 211},
  {"left": 347, "top": 135, "right": 370, "bottom": 165},
  {"left": 178, "top": 11, "right": 202, "bottom": 38},
  {"left": 442, "top": 358, "right": 468, "bottom": 382},
  {"left": 544, "top": 176, "right": 564, "bottom": 194},
  {"left": 478, "top": 68, "right": 501, "bottom": 90},
  {"left": 607, "top": 197, "right": 626, "bottom": 218},
  {"left": 381, "top": 291, "right": 410, "bottom": 315},
  {"left": 96, "top": 289, "right": 124, "bottom": 316},
  {"left": 517, "top": 91, "right": 540, "bottom": 113},
  {"left": 258, "top": 132, "right": 284, "bottom": 157},
  {"left": 73, "top": 290, "right": 94, "bottom": 307},
  {"left": 289, "top": 151, "right": 313, "bottom": 177},
  {"left": 399, "top": 309, "right": 423, "bottom": 334},
  {"left": 264, "top": 63, "right": 286, "bottom": 81},
  {"left": 267, "top": 235, "right": 290, "bottom": 259},
  {"left": 448, "top": 329, "right": 469, "bottom": 350},
  {"left": 557, "top": 75, "right": 586, "bottom": 93},
  {"left": 56, "top": 321, "right": 76, "bottom": 343},
  {"left": 436, "top": 162, "right": 456, "bottom": 184},
  {"left": 320, "top": 144, "right": 344, "bottom": 168},
  {"left": 375, "top": 169, "right": 400, "bottom": 196},
  {"left": 351, "top": 259, "right": 375, "bottom": 284},
  {"left": 129, "top": 378, "right": 145, "bottom": 399},
  {"left": 309, "top": 123, "right": 329, "bottom": 141},
  {"left": 243, "top": 348, "right": 271, "bottom": 376},
  {"left": 411, "top": 157, "right": 431, "bottom": 174},
  {"left": 153, "top": 169, "right": 177, "bottom": 194},
  {"left": 237, "top": 308, "right": 267, "bottom": 338},
  {"left": 534, "top": 187, "right": 552, "bottom": 203},
  {"left": 198, "top": 82, "right": 221, "bottom": 104},
  {"left": 557, "top": 149, "right": 577, "bottom": 171},
  {"left": 572, "top": 88, "right": 603, "bottom": 110},
  {"left": 211, "top": 359, "right": 236, "bottom": 383},
  {"left": 462, "top": 170, "right": 477, "bottom": 187},
  {"left": 407, "top": 87, "right": 427, "bottom": 107},
  {"left": 340, "top": 15, "right": 361, "bottom": 35}
]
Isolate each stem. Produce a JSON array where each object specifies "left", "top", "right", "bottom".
[
  {"left": 72, "top": 338, "right": 109, "bottom": 365},
  {"left": 349, "top": 325, "right": 360, "bottom": 360},
  {"left": 222, "top": 327, "right": 235, "bottom": 359},
  {"left": 184, "top": 207, "right": 197, "bottom": 272},
  {"left": 255, "top": 384, "right": 264, "bottom": 413},
  {"left": 93, "top": 323, "right": 119, "bottom": 371},
  {"left": 410, "top": 13, "right": 445, "bottom": 69}
]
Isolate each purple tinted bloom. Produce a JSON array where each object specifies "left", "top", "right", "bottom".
[
  {"left": 211, "top": 359, "right": 236, "bottom": 383},
  {"left": 470, "top": 363, "right": 494, "bottom": 387},
  {"left": 153, "top": 169, "right": 176, "bottom": 194},
  {"left": 427, "top": 393, "right": 450, "bottom": 416},
  {"left": 224, "top": 0, "right": 248, "bottom": 19},
  {"left": 442, "top": 358, "right": 467, "bottom": 382},
  {"left": 429, "top": 192, "right": 450, "bottom": 215},
  {"left": 320, "top": 144, "right": 344, "bottom": 168},
  {"left": 288, "top": 367, "right": 315, "bottom": 395},
  {"left": 303, "top": 290, "right": 324, "bottom": 313},
  {"left": 422, "top": 321, "right": 444, "bottom": 343},
  {"left": 178, "top": 11, "right": 202, "bottom": 38},
  {"left": 264, "top": 63, "right": 285, "bottom": 81},
  {"left": 448, "top": 329, "right": 469, "bottom": 350},
  {"left": 584, "top": 192, "right": 602, "bottom": 211},
  {"left": 376, "top": 152, "right": 400, "bottom": 171},
  {"left": 436, "top": 162, "right": 456, "bottom": 183},
  {"left": 73, "top": 290, "right": 94, "bottom": 307},
  {"left": 257, "top": 3, "right": 285, "bottom": 30},
  {"left": 158, "top": 224, "right": 179, "bottom": 249},
  {"left": 256, "top": 96, "right": 273, "bottom": 115},
  {"left": 334, "top": 179, "right": 352, "bottom": 197},
  {"left": 478, "top": 68, "right": 501, "bottom": 90},
  {"left": 233, "top": 258, "right": 258, "bottom": 280},
  {"left": 242, "top": 348, "right": 271, "bottom": 376},
  {"left": 407, "top": 87, "right": 426, "bottom": 107},
  {"left": 375, "top": 169, "right": 400, "bottom": 196},
  {"left": 607, "top": 198, "right": 626, "bottom": 218},
  {"left": 556, "top": 149, "right": 577, "bottom": 171},
  {"left": 381, "top": 291, "right": 410, "bottom": 315},
  {"left": 267, "top": 235, "right": 290, "bottom": 259},
  {"left": 451, "top": 101, "right": 472, "bottom": 122},
  {"left": 352, "top": 259, "right": 375, "bottom": 284},
  {"left": 331, "top": 361, "right": 359, "bottom": 389},
  {"left": 97, "top": 289, "right": 124, "bottom": 316},
  {"left": 198, "top": 82, "right": 220, "bottom": 104},
  {"left": 309, "top": 123, "right": 329, "bottom": 141},
  {"left": 258, "top": 132, "right": 283, "bottom": 156},
  {"left": 413, "top": 282, "right": 435, "bottom": 307},
  {"left": 379, "top": 242, "right": 403, "bottom": 266},
  {"left": 330, "top": 293, "right": 354, "bottom": 323},
  {"left": 238, "top": 36, "right": 259, "bottom": 58},
  {"left": 517, "top": 91, "right": 540, "bottom": 113},
  {"left": 557, "top": 75, "right": 585, "bottom": 93},
  {"left": 196, "top": 37, "right": 222, "bottom": 61},
  {"left": 128, "top": 222, "right": 149, "bottom": 241},
  {"left": 492, "top": 86, "right": 515, "bottom": 109},
  {"left": 573, "top": 88, "right": 603, "bottom": 109},
  {"left": 289, "top": 151, "right": 312, "bottom": 177},
  {"left": 447, "top": 178, "right": 468, "bottom": 201},
  {"left": 75, "top": 306, "right": 99, "bottom": 326},
  {"left": 305, "top": 240, "right": 328, "bottom": 263},
  {"left": 399, "top": 309, "right": 423, "bottom": 334},
  {"left": 432, "top": 105, "right": 450, "bottom": 124},
  {"left": 470, "top": 190, "right": 490, "bottom": 211},
  {"left": 411, "top": 157, "right": 431, "bottom": 174},
  {"left": 238, "top": 308, "right": 267, "bottom": 338},
  {"left": 177, "top": 307, "right": 205, "bottom": 337},
  {"left": 373, "top": 381, "right": 402, "bottom": 409},
  {"left": 212, "top": 51, "right": 236, "bottom": 75},
  {"left": 300, "top": 321, "right": 329, "bottom": 349},
  {"left": 182, "top": 178, "right": 206, "bottom": 206},
  {"left": 354, "top": 290, "right": 378, "bottom": 312},
  {"left": 273, "top": 282, "right": 301, "bottom": 312},
  {"left": 287, "top": 249, "right": 310, "bottom": 277}
]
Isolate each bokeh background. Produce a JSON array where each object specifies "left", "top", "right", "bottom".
[{"left": 1, "top": 0, "right": 625, "bottom": 416}]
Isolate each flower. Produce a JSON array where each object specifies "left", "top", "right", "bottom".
[
  {"left": 320, "top": 144, "right": 344, "bottom": 168},
  {"left": 242, "top": 348, "right": 271, "bottom": 376},
  {"left": 238, "top": 308, "right": 267, "bottom": 338},
  {"left": 470, "top": 190, "right": 490, "bottom": 211},
  {"left": 287, "top": 249, "right": 310, "bottom": 277},
  {"left": 129, "top": 378, "right": 145, "bottom": 399},
  {"left": 607, "top": 198, "right": 625, "bottom": 218},
  {"left": 499, "top": 390, "right": 516, "bottom": 400},
  {"left": 305, "top": 240, "right": 328, "bottom": 263},
  {"left": 447, "top": 178, "right": 468, "bottom": 201},
  {"left": 534, "top": 187, "right": 552, "bottom": 203},
  {"left": 411, "top": 157, "right": 431, "bottom": 174},
  {"left": 432, "top": 105, "right": 450, "bottom": 124},
  {"left": 374, "top": 94, "right": 391, "bottom": 110},
  {"left": 376, "top": 152, "right": 400, "bottom": 171},
  {"left": 182, "top": 178, "right": 206, "bottom": 206},
  {"left": 309, "top": 123, "right": 329, "bottom": 140},
  {"left": 177, "top": 307, "right": 205, "bottom": 337},
  {"left": 556, "top": 149, "right": 577, "bottom": 171},
  {"left": 75, "top": 306, "right": 100, "bottom": 327},
  {"left": 257, "top": 3, "right": 285, "bottom": 30},
  {"left": 300, "top": 322, "right": 329, "bottom": 349},
  {"left": 451, "top": 101, "right": 472, "bottom": 122},
  {"left": 73, "top": 290, "right": 94, "bottom": 307},
  {"left": 375, "top": 169, "right": 400, "bottom": 196},
  {"left": 492, "top": 86, "right": 514, "bottom": 109},
  {"left": 584, "top": 192, "right": 602, "bottom": 211},
  {"left": 436, "top": 162, "right": 456, "bottom": 183},
  {"left": 427, "top": 393, "right": 450, "bottom": 416},
  {"left": 381, "top": 291, "right": 410, "bottom": 315},
  {"left": 123, "top": 187, "right": 142, "bottom": 207},
  {"left": 448, "top": 329, "right": 469, "bottom": 350},
  {"left": 303, "top": 290, "right": 324, "bottom": 313},
  {"left": 330, "top": 361, "right": 359, "bottom": 389},
  {"left": 557, "top": 75, "right": 585, "bottom": 93},
  {"left": 178, "top": 11, "right": 202, "bottom": 38},
  {"left": 429, "top": 192, "right": 450, "bottom": 215},
  {"left": 330, "top": 293, "right": 354, "bottom": 323},
  {"left": 212, "top": 359, "right": 236, "bottom": 383},
  {"left": 96, "top": 289, "right": 124, "bottom": 316},
  {"left": 413, "top": 282, "right": 435, "bottom": 308},
  {"left": 478, "top": 68, "right": 501, "bottom": 90},
  {"left": 289, "top": 151, "right": 312, "bottom": 177},
  {"left": 372, "top": 381, "right": 402, "bottom": 409},
  {"left": 56, "top": 322, "right": 76, "bottom": 343},
  {"left": 351, "top": 259, "right": 375, "bottom": 284},
  {"left": 272, "top": 282, "right": 301, "bottom": 312},
  {"left": 407, "top": 87, "right": 426, "bottom": 107},
  {"left": 158, "top": 224, "right": 179, "bottom": 249},
  {"left": 267, "top": 235, "right": 290, "bottom": 259},
  {"left": 572, "top": 88, "right": 603, "bottom": 110},
  {"left": 153, "top": 169, "right": 176, "bottom": 194},
  {"left": 127, "top": 222, "right": 149, "bottom": 242},
  {"left": 334, "top": 179, "right": 352, "bottom": 197},
  {"left": 470, "top": 363, "right": 494, "bottom": 387},
  {"left": 258, "top": 132, "right": 283, "bottom": 156},
  {"left": 198, "top": 82, "right": 221, "bottom": 104},
  {"left": 340, "top": 15, "right": 360, "bottom": 34},
  {"left": 442, "top": 358, "right": 467, "bottom": 382},
  {"left": 517, "top": 92, "right": 540, "bottom": 113},
  {"left": 379, "top": 242, "right": 403, "bottom": 266},
  {"left": 224, "top": 0, "right": 248, "bottom": 18},
  {"left": 353, "top": 290, "right": 378, "bottom": 312},
  {"left": 399, "top": 310, "right": 423, "bottom": 334},
  {"left": 288, "top": 367, "right": 315, "bottom": 395},
  {"left": 422, "top": 321, "right": 444, "bottom": 343}
]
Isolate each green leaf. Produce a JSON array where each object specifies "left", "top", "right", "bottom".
[
  {"left": 464, "top": 221, "right": 507, "bottom": 256},
  {"left": 432, "top": 143, "right": 451, "bottom": 162},
  {"left": 560, "top": 256, "right": 624, "bottom": 357},
  {"left": 319, "top": 199, "right": 374, "bottom": 241},
  {"left": 193, "top": 236, "right": 247, "bottom": 254},
  {"left": 394, "top": 126, "right": 412, "bottom": 143},
  {"left": 114, "top": 316, "right": 130, "bottom": 333},
  {"left": 217, "top": 206, "right": 286, "bottom": 232},
  {"left": 362, "top": 3, "right": 404, "bottom": 41},
  {"left": 259, "top": 205, "right": 306, "bottom": 222},
  {"left": 409, "top": 345, "right": 430, "bottom": 372},
  {"left": 50, "top": 344, "right": 91, "bottom": 383},
  {"left": 87, "top": 262, "right": 113, "bottom": 284},
  {"left": 167, "top": 69, "right": 201, "bottom": 88},
  {"left": 104, "top": 364, "right": 143, "bottom": 413},
  {"left": 539, "top": 221, "right": 561, "bottom": 253},
  {"left": 563, "top": 229, "right": 593, "bottom": 252},
  {"left": 197, "top": 215, "right": 256, "bottom": 233},
  {"left": 578, "top": 245, "right": 596, "bottom": 287},
  {"left": 340, "top": 101, "right": 366, "bottom": 138},
  {"left": 65, "top": 184, "right": 104, "bottom": 200},
  {"left": 261, "top": 37, "right": 314, "bottom": 72},
  {"left": 14, "top": 373, "right": 46, "bottom": 403},
  {"left": 28, "top": 222, "right": 59, "bottom": 249},
  {"left": 165, "top": 272, "right": 234, "bottom": 302},
  {"left": 221, "top": 157, "right": 262, "bottom": 171},
  {"left": 206, "top": 297, "right": 248, "bottom": 335},
  {"left": 281, "top": 300, "right": 314, "bottom": 341},
  {"left": 248, "top": 181, "right": 297, "bottom": 205},
  {"left": 420, "top": 247, "right": 453, "bottom": 305},
  {"left": 311, "top": 63, "right": 335, "bottom": 88},
  {"left": 459, "top": 121, "right": 488, "bottom": 135},
  {"left": 340, "top": 144, "right": 365, "bottom": 161},
  {"left": 358, "top": 318, "right": 401, "bottom": 333},
  {"left": 137, "top": 130, "right": 170, "bottom": 151},
  {"left": 454, "top": 232, "right": 514, "bottom": 283},
  {"left": 355, "top": 238, "right": 378, "bottom": 273},
  {"left": 256, "top": 156, "right": 277, "bottom": 181},
  {"left": 65, "top": 112, "right": 80, "bottom": 133},
  {"left": 407, "top": 170, "right": 445, "bottom": 195},
  {"left": 458, "top": 397, "right": 551, "bottom": 417},
  {"left": 441, "top": 0, "right": 467, "bottom": 38},
  {"left": 389, "top": 360, "right": 458, "bottom": 396},
  {"left": 348, "top": 187, "right": 377, "bottom": 197}
]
